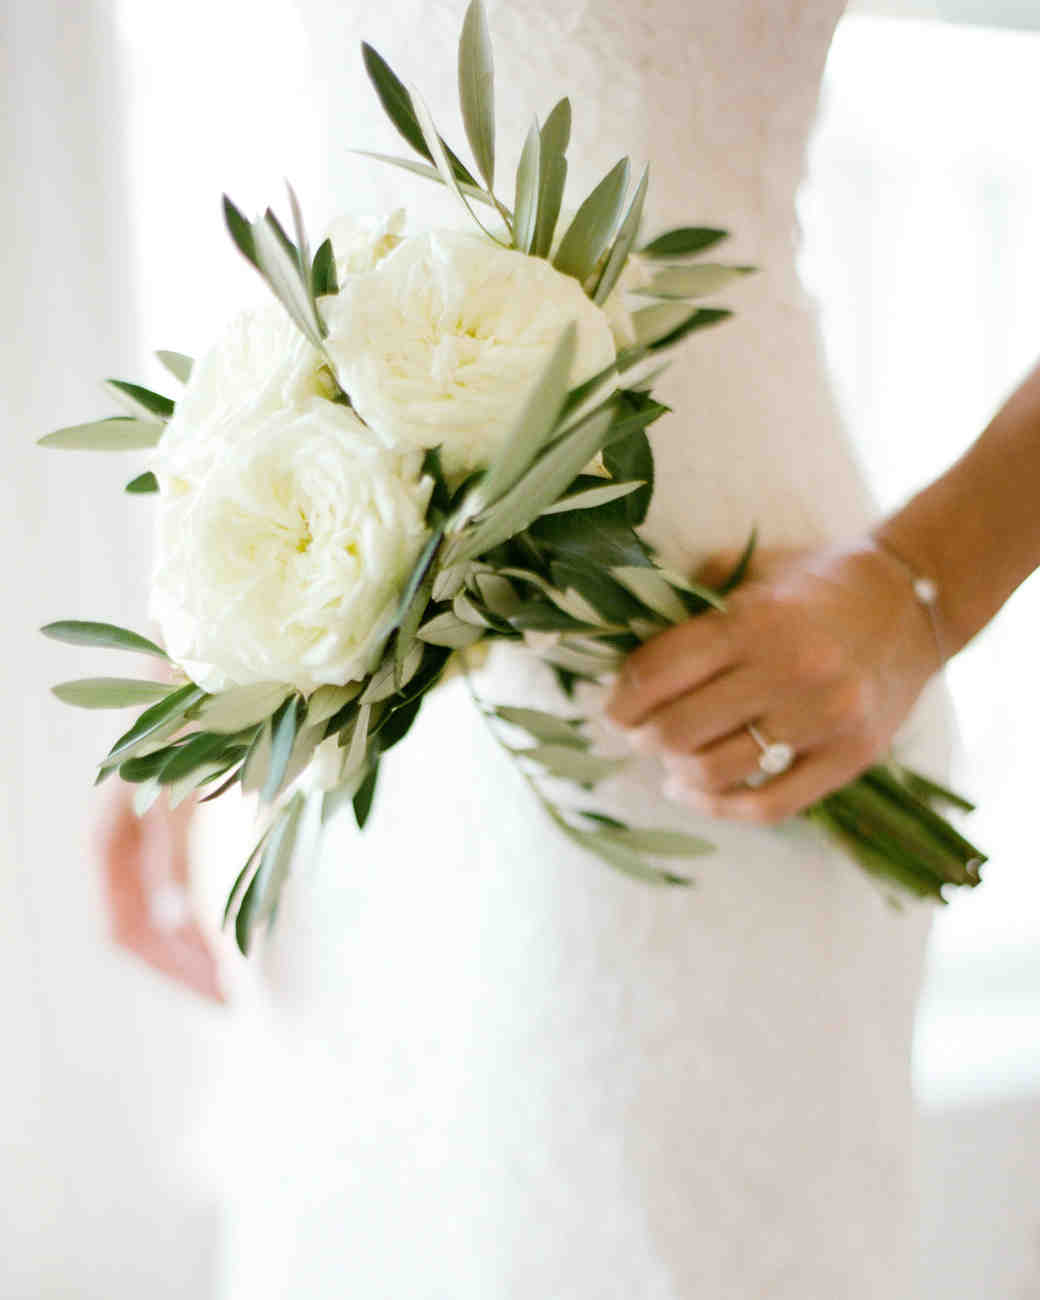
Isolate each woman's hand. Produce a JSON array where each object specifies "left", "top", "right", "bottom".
[
  {"left": 605, "top": 539, "right": 942, "bottom": 825},
  {"left": 96, "top": 782, "right": 226, "bottom": 1003}
]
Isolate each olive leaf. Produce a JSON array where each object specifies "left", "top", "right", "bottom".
[
  {"left": 539, "top": 479, "right": 645, "bottom": 515},
  {"left": 635, "top": 263, "right": 753, "bottom": 300},
  {"left": 409, "top": 86, "right": 504, "bottom": 244},
  {"left": 195, "top": 683, "right": 292, "bottom": 734},
  {"left": 155, "top": 350, "right": 194, "bottom": 384},
  {"left": 125, "top": 472, "right": 158, "bottom": 494},
  {"left": 104, "top": 379, "right": 175, "bottom": 422},
  {"left": 51, "top": 678, "right": 174, "bottom": 710},
  {"left": 360, "top": 42, "right": 478, "bottom": 186},
  {"left": 531, "top": 98, "right": 570, "bottom": 258},
  {"left": 458, "top": 0, "right": 495, "bottom": 191},
  {"left": 593, "top": 163, "right": 649, "bottom": 304},
  {"left": 417, "top": 611, "right": 484, "bottom": 648},
  {"left": 38, "top": 418, "right": 162, "bottom": 452},
  {"left": 350, "top": 151, "right": 496, "bottom": 207},
  {"left": 512, "top": 120, "right": 541, "bottom": 254},
  {"left": 553, "top": 157, "right": 630, "bottom": 284},
  {"left": 466, "top": 322, "right": 576, "bottom": 513},
  {"left": 42, "top": 620, "right": 168, "bottom": 658},
  {"left": 639, "top": 227, "right": 728, "bottom": 258}
]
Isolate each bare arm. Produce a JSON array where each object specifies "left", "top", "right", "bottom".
[
  {"left": 606, "top": 358, "right": 1040, "bottom": 823},
  {"left": 875, "top": 356, "right": 1040, "bottom": 658}
]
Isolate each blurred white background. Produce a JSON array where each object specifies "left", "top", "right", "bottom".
[{"left": 3, "top": 0, "right": 1039, "bottom": 1295}]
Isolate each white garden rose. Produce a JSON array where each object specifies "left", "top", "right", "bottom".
[
  {"left": 324, "top": 208, "right": 406, "bottom": 281},
  {"left": 150, "top": 397, "right": 431, "bottom": 694},
  {"left": 323, "top": 229, "right": 617, "bottom": 478},
  {"left": 157, "top": 304, "right": 325, "bottom": 481}
]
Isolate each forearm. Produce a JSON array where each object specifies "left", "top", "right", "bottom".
[{"left": 872, "top": 355, "right": 1040, "bottom": 660}]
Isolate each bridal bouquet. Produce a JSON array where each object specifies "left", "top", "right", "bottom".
[{"left": 41, "top": 2, "right": 984, "bottom": 951}]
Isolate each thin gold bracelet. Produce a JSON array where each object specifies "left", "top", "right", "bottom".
[{"left": 870, "top": 536, "right": 947, "bottom": 669}]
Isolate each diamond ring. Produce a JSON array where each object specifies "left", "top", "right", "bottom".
[{"left": 746, "top": 722, "right": 795, "bottom": 783}]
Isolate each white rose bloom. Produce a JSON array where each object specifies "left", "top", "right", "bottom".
[
  {"left": 150, "top": 397, "right": 431, "bottom": 694},
  {"left": 157, "top": 304, "right": 325, "bottom": 481},
  {"left": 323, "top": 229, "right": 617, "bottom": 478},
  {"left": 324, "top": 208, "right": 406, "bottom": 281}
]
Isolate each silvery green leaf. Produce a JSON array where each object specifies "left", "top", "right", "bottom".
[
  {"left": 133, "top": 777, "right": 163, "bottom": 817},
  {"left": 556, "top": 819, "right": 690, "bottom": 885},
  {"left": 196, "top": 683, "right": 292, "bottom": 734},
  {"left": 397, "top": 641, "right": 424, "bottom": 692},
  {"left": 553, "top": 157, "right": 630, "bottom": 283},
  {"left": 360, "top": 658, "right": 400, "bottom": 705},
  {"left": 125, "top": 471, "right": 158, "bottom": 494},
  {"left": 630, "top": 301, "right": 700, "bottom": 348},
  {"left": 531, "top": 98, "right": 570, "bottom": 258},
  {"left": 654, "top": 566, "right": 727, "bottom": 611},
  {"left": 592, "top": 824, "right": 715, "bottom": 857},
  {"left": 306, "top": 681, "right": 363, "bottom": 726},
  {"left": 285, "top": 181, "right": 313, "bottom": 284},
  {"left": 611, "top": 566, "right": 689, "bottom": 623},
  {"left": 471, "top": 572, "right": 521, "bottom": 617},
  {"left": 640, "top": 227, "right": 728, "bottom": 259},
  {"left": 494, "top": 706, "right": 587, "bottom": 747},
  {"left": 38, "top": 417, "right": 162, "bottom": 451},
  {"left": 410, "top": 86, "right": 502, "bottom": 243},
  {"left": 593, "top": 163, "right": 649, "bottom": 304},
  {"left": 274, "top": 721, "right": 325, "bottom": 795},
  {"left": 104, "top": 683, "right": 205, "bottom": 765},
  {"left": 626, "top": 359, "right": 671, "bottom": 393},
  {"left": 540, "top": 96, "right": 571, "bottom": 159},
  {"left": 453, "top": 591, "right": 491, "bottom": 627},
  {"left": 168, "top": 759, "right": 233, "bottom": 810},
  {"left": 643, "top": 306, "right": 732, "bottom": 351},
  {"left": 417, "top": 612, "right": 484, "bottom": 648},
  {"left": 512, "top": 120, "right": 541, "bottom": 253},
  {"left": 636, "top": 263, "right": 752, "bottom": 300},
  {"left": 458, "top": 0, "right": 495, "bottom": 190},
  {"left": 520, "top": 744, "right": 625, "bottom": 785},
  {"left": 311, "top": 239, "right": 338, "bottom": 297},
  {"left": 432, "top": 562, "right": 470, "bottom": 602},
  {"left": 262, "top": 696, "right": 304, "bottom": 803},
  {"left": 445, "top": 402, "right": 615, "bottom": 564},
  {"left": 350, "top": 152, "right": 495, "bottom": 207},
  {"left": 360, "top": 43, "right": 478, "bottom": 186},
  {"left": 470, "top": 322, "right": 576, "bottom": 512},
  {"left": 540, "top": 642, "right": 622, "bottom": 677},
  {"left": 254, "top": 791, "right": 306, "bottom": 929},
  {"left": 155, "top": 350, "right": 193, "bottom": 384},
  {"left": 344, "top": 703, "right": 372, "bottom": 776},
  {"left": 547, "top": 585, "right": 609, "bottom": 627},
  {"left": 104, "top": 379, "right": 175, "bottom": 422},
  {"left": 52, "top": 678, "right": 174, "bottom": 710},
  {"left": 540, "top": 479, "right": 645, "bottom": 515},
  {"left": 42, "top": 619, "right": 168, "bottom": 658},
  {"left": 241, "top": 720, "right": 272, "bottom": 795},
  {"left": 251, "top": 214, "right": 326, "bottom": 349}
]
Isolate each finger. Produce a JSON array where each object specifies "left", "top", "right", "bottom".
[
  {"left": 606, "top": 611, "right": 740, "bottom": 728},
  {"left": 660, "top": 688, "right": 858, "bottom": 793},
  {"left": 123, "top": 924, "right": 227, "bottom": 1004},
  {"left": 665, "top": 732, "right": 874, "bottom": 826},
  {"left": 628, "top": 666, "right": 769, "bottom": 757}
]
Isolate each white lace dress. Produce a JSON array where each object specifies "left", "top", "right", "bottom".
[{"left": 216, "top": 3, "right": 956, "bottom": 1295}]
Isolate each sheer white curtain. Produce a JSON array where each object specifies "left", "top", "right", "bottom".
[{"left": 1, "top": 3, "right": 227, "bottom": 1295}]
